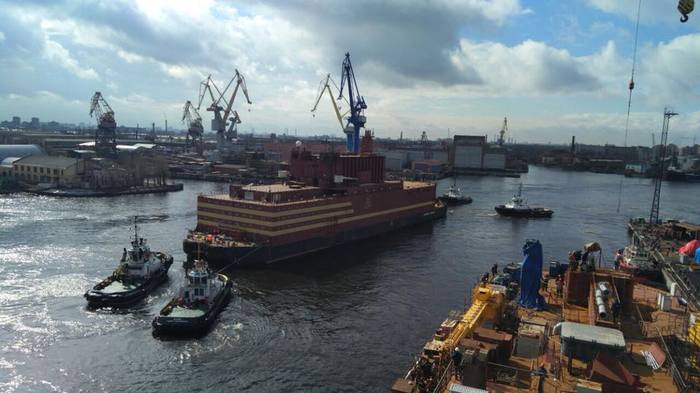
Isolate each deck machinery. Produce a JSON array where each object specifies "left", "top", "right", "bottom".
[{"left": 394, "top": 284, "right": 505, "bottom": 393}]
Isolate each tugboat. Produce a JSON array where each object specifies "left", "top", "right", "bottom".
[
  {"left": 438, "top": 179, "right": 472, "bottom": 206},
  {"left": 494, "top": 183, "right": 553, "bottom": 218},
  {"left": 152, "top": 259, "right": 232, "bottom": 337},
  {"left": 85, "top": 223, "right": 173, "bottom": 308}
]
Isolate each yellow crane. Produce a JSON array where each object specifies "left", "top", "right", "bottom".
[{"left": 311, "top": 73, "right": 348, "bottom": 132}]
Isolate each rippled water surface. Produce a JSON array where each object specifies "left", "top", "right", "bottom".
[{"left": 1, "top": 167, "right": 699, "bottom": 392}]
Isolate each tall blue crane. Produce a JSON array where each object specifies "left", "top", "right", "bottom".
[{"left": 337, "top": 53, "right": 367, "bottom": 153}]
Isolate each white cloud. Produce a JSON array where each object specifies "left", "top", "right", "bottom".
[
  {"left": 586, "top": 0, "right": 685, "bottom": 24},
  {"left": 158, "top": 63, "right": 203, "bottom": 80},
  {"left": 449, "top": 39, "right": 625, "bottom": 95},
  {"left": 1, "top": 0, "right": 699, "bottom": 146},
  {"left": 0, "top": 31, "right": 5, "bottom": 42},
  {"left": 116, "top": 50, "right": 144, "bottom": 64},
  {"left": 637, "top": 33, "right": 700, "bottom": 107},
  {"left": 43, "top": 39, "right": 100, "bottom": 80}
]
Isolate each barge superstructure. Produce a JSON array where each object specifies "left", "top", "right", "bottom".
[{"left": 184, "top": 132, "right": 446, "bottom": 266}]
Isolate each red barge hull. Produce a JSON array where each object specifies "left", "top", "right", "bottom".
[{"left": 184, "top": 139, "right": 446, "bottom": 267}]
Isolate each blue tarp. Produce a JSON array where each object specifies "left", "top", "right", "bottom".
[
  {"left": 519, "top": 239, "right": 546, "bottom": 310},
  {"left": 696, "top": 251, "right": 700, "bottom": 263}
]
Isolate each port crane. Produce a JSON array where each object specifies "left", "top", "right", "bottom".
[
  {"left": 649, "top": 108, "right": 678, "bottom": 224},
  {"left": 420, "top": 131, "right": 432, "bottom": 159},
  {"left": 89, "top": 91, "right": 117, "bottom": 158},
  {"left": 310, "top": 73, "right": 348, "bottom": 132},
  {"left": 498, "top": 117, "right": 508, "bottom": 146},
  {"left": 181, "top": 100, "right": 204, "bottom": 155},
  {"left": 337, "top": 53, "right": 367, "bottom": 154},
  {"left": 198, "top": 70, "right": 252, "bottom": 155}
]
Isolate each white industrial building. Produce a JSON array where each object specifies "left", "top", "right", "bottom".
[{"left": 451, "top": 135, "right": 506, "bottom": 170}]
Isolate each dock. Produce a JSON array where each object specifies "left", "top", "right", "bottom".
[{"left": 26, "top": 183, "right": 183, "bottom": 197}]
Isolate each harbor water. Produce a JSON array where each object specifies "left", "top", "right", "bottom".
[{"left": 1, "top": 166, "right": 699, "bottom": 392}]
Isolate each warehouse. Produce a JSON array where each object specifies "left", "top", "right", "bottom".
[{"left": 12, "top": 155, "right": 83, "bottom": 186}]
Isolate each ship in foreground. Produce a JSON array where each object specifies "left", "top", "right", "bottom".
[
  {"left": 183, "top": 132, "right": 447, "bottom": 267},
  {"left": 152, "top": 259, "right": 231, "bottom": 337},
  {"left": 391, "top": 239, "right": 695, "bottom": 393},
  {"left": 495, "top": 183, "right": 552, "bottom": 218},
  {"left": 85, "top": 224, "right": 173, "bottom": 308}
]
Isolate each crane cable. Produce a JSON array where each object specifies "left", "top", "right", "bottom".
[{"left": 616, "top": 0, "right": 642, "bottom": 213}]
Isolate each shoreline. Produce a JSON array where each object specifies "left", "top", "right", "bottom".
[{"left": 24, "top": 183, "right": 184, "bottom": 197}]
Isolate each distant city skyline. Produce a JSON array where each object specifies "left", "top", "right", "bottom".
[{"left": 1, "top": 1, "right": 699, "bottom": 146}]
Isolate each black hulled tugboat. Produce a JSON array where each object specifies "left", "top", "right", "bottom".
[
  {"left": 495, "top": 183, "right": 553, "bottom": 218},
  {"left": 85, "top": 223, "right": 173, "bottom": 308},
  {"left": 438, "top": 179, "right": 472, "bottom": 206},
  {"left": 152, "top": 259, "right": 232, "bottom": 337}
]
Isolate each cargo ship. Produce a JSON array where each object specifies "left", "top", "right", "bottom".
[{"left": 183, "top": 132, "right": 447, "bottom": 267}]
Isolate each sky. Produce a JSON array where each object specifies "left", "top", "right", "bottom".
[{"left": 0, "top": 0, "right": 699, "bottom": 146}]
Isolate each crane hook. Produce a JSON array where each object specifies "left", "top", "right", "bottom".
[{"left": 678, "top": 0, "right": 694, "bottom": 23}]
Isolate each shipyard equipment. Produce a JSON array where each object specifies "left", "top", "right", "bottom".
[
  {"left": 89, "top": 92, "right": 117, "bottom": 158},
  {"left": 615, "top": 0, "right": 642, "bottom": 213},
  {"left": 310, "top": 73, "right": 348, "bottom": 132},
  {"left": 649, "top": 108, "right": 678, "bottom": 224},
  {"left": 420, "top": 131, "right": 432, "bottom": 159},
  {"left": 181, "top": 100, "right": 204, "bottom": 155},
  {"left": 198, "top": 70, "right": 251, "bottom": 156},
  {"left": 679, "top": 0, "right": 694, "bottom": 22},
  {"left": 337, "top": 53, "right": 367, "bottom": 154},
  {"left": 403, "top": 284, "right": 505, "bottom": 393},
  {"left": 497, "top": 117, "right": 508, "bottom": 146}
]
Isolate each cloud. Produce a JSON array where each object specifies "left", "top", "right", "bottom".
[
  {"left": 448, "top": 39, "right": 625, "bottom": 95},
  {"left": 0, "top": 0, "right": 698, "bottom": 147},
  {"left": 43, "top": 39, "right": 100, "bottom": 80},
  {"left": 257, "top": 0, "right": 530, "bottom": 86},
  {"left": 586, "top": 0, "right": 685, "bottom": 24},
  {"left": 0, "top": 31, "right": 5, "bottom": 42},
  {"left": 116, "top": 50, "right": 144, "bottom": 64},
  {"left": 637, "top": 33, "right": 700, "bottom": 107}
]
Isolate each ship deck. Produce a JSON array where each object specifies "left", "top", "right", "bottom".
[
  {"left": 168, "top": 306, "right": 206, "bottom": 318},
  {"left": 201, "top": 180, "right": 433, "bottom": 206},
  {"left": 101, "top": 280, "right": 137, "bottom": 294},
  {"left": 464, "top": 279, "right": 680, "bottom": 393},
  {"left": 393, "top": 268, "right": 691, "bottom": 393}
]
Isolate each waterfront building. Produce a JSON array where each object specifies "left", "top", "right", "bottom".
[{"left": 11, "top": 155, "right": 83, "bottom": 186}]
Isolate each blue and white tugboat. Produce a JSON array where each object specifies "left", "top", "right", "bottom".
[
  {"left": 84, "top": 223, "right": 173, "bottom": 308},
  {"left": 152, "top": 259, "right": 232, "bottom": 337}
]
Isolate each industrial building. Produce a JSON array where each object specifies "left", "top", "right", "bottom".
[
  {"left": 377, "top": 146, "right": 450, "bottom": 171},
  {"left": 12, "top": 155, "right": 83, "bottom": 186},
  {"left": 451, "top": 135, "right": 506, "bottom": 171}
]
